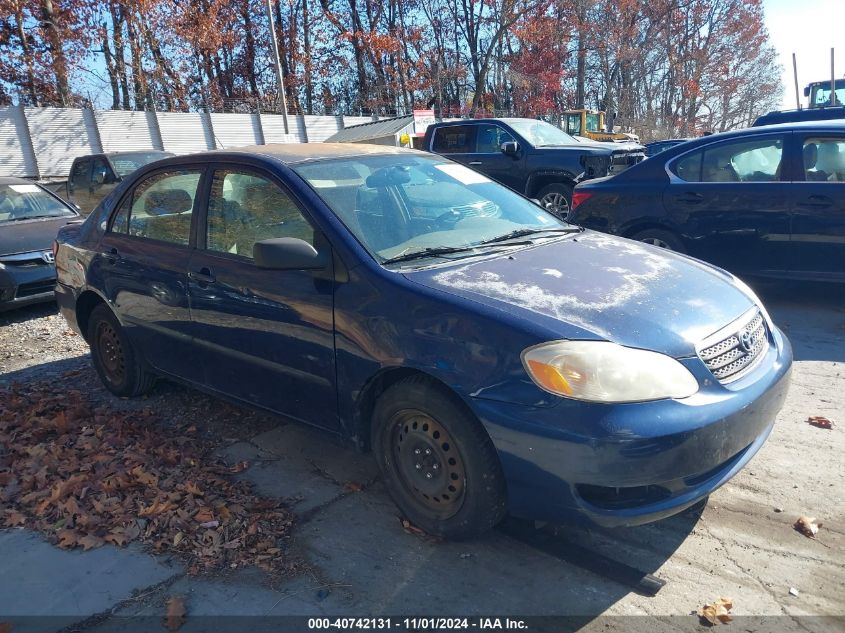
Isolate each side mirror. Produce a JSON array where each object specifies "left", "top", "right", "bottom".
[
  {"left": 803, "top": 86, "right": 810, "bottom": 97},
  {"left": 501, "top": 141, "right": 519, "bottom": 156},
  {"left": 253, "top": 237, "right": 329, "bottom": 270}
]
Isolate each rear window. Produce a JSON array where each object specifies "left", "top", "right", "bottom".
[{"left": 431, "top": 126, "right": 475, "bottom": 154}]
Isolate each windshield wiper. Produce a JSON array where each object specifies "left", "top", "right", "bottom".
[
  {"left": 479, "top": 227, "right": 581, "bottom": 245},
  {"left": 381, "top": 245, "right": 479, "bottom": 265}
]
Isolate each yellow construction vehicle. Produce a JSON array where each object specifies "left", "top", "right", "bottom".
[{"left": 561, "top": 110, "right": 638, "bottom": 143}]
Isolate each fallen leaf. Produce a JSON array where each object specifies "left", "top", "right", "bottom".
[
  {"left": 794, "top": 516, "right": 822, "bottom": 538},
  {"left": 164, "top": 595, "right": 187, "bottom": 631},
  {"left": 194, "top": 507, "right": 214, "bottom": 523},
  {"left": 173, "top": 532, "right": 184, "bottom": 546},
  {"left": 400, "top": 518, "right": 427, "bottom": 537},
  {"left": 4, "top": 511, "right": 26, "bottom": 527},
  {"left": 184, "top": 482, "right": 203, "bottom": 496},
  {"left": 807, "top": 416, "right": 834, "bottom": 429},
  {"left": 199, "top": 520, "right": 219, "bottom": 529},
  {"left": 228, "top": 461, "right": 250, "bottom": 474},
  {"left": 343, "top": 482, "right": 364, "bottom": 493},
  {"left": 698, "top": 597, "right": 733, "bottom": 625},
  {"left": 56, "top": 529, "right": 80, "bottom": 549},
  {"left": 78, "top": 534, "right": 104, "bottom": 551}
]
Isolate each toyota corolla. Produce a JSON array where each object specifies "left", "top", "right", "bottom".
[{"left": 54, "top": 144, "right": 792, "bottom": 539}]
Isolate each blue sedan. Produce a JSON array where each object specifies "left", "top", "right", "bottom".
[{"left": 55, "top": 144, "right": 792, "bottom": 538}]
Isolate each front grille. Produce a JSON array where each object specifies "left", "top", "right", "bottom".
[
  {"left": 699, "top": 310, "right": 769, "bottom": 383},
  {"left": 16, "top": 280, "right": 55, "bottom": 298}
]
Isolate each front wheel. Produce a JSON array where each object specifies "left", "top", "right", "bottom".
[
  {"left": 372, "top": 376, "right": 507, "bottom": 540},
  {"left": 87, "top": 304, "right": 156, "bottom": 397},
  {"left": 537, "top": 183, "right": 574, "bottom": 219}
]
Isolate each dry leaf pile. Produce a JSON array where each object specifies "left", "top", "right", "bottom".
[
  {"left": 0, "top": 383, "right": 297, "bottom": 575},
  {"left": 698, "top": 597, "right": 733, "bottom": 625}
]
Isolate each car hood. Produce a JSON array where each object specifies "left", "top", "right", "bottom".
[
  {"left": 403, "top": 231, "right": 755, "bottom": 358},
  {"left": 0, "top": 216, "right": 80, "bottom": 256}
]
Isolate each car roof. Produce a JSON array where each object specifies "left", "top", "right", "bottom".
[
  {"left": 167, "top": 143, "right": 424, "bottom": 165},
  {"left": 105, "top": 150, "right": 173, "bottom": 157},
  {"left": 0, "top": 176, "right": 38, "bottom": 185}
]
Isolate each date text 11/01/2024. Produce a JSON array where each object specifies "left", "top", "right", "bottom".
[{"left": 307, "top": 618, "right": 528, "bottom": 630}]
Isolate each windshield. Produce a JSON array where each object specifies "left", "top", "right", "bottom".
[
  {"left": 506, "top": 119, "right": 577, "bottom": 147},
  {"left": 293, "top": 154, "right": 569, "bottom": 264},
  {"left": 110, "top": 152, "right": 173, "bottom": 177},
  {"left": 0, "top": 183, "right": 75, "bottom": 222}
]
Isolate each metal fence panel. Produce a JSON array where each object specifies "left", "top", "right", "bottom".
[
  {"left": 24, "top": 107, "right": 102, "bottom": 178},
  {"left": 303, "top": 115, "right": 341, "bottom": 142},
  {"left": 209, "top": 113, "right": 263, "bottom": 149},
  {"left": 96, "top": 110, "right": 162, "bottom": 152},
  {"left": 0, "top": 106, "right": 38, "bottom": 178},
  {"left": 260, "top": 113, "right": 306, "bottom": 144},
  {"left": 341, "top": 116, "right": 377, "bottom": 127},
  {"left": 156, "top": 112, "right": 216, "bottom": 154}
]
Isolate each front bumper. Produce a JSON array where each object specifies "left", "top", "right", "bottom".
[
  {"left": 472, "top": 326, "right": 792, "bottom": 527},
  {"left": 0, "top": 261, "right": 57, "bottom": 311}
]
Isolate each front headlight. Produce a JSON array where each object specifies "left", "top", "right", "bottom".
[{"left": 522, "top": 341, "right": 699, "bottom": 403}]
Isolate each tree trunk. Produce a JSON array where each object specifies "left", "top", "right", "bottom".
[{"left": 40, "top": 0, "right": 70, "bottom": 105}]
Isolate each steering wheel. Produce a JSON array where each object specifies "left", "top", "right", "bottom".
[{"left": 434, "top": 208, "right": 467, "bottom": 230}]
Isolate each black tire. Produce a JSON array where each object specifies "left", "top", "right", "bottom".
[
  {"left": 87, "top": 304, "right": 156, "bottom": 397},
  {"left": 630, "top": 228, "right": 686, "bottom": 253},
  {"left": 372, "top": 376, "right": 507, "bottom": 540},
  {"left": 536, "top": 183, "right": 574, "bottom": 219}
]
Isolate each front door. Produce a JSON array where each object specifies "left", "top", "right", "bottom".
[
  {"left": 466, "top": 123, "right": 523, "bottom": 191},
  {"left": 663, "top": 133, "right": 791, "bottom": 276},
  {"left": 68, "top": 158, "right": 93, "bottom": 212},
  {"left": 790, "top": 133, "right": 845, "bottom": 281},
  {"left": 187, "top": 167, "right": 338, "bottom": 430},
  {"left": 94, "top": 168, "right": 203, "bottom": 376}
]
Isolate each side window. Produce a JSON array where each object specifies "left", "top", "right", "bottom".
[
  {"left": 674, "top": 151, "right": 703, "bottom": 182},
  {"left": 70, "top": 159, "right": 91, "bottom": 191},
  {"left": 803, "top": 137, "right": 845, "bottom": 182},
  {"left": 475, "top": 125, "right": 516, "bottom": 153},
  {"left": 108, "top": 170, "right": 201, "bottom": 245},
  {"left": 92, "top": 157, "right": 115, "bottom": 185},
  {"left": 206, "top": 170, "right": 314, "bottom": 258},
  {"left": 431, "top": 126, "right": 475, "bottom": 153},
  {"left": 702, "top": 137, "right": 783, "bottom": 183}
]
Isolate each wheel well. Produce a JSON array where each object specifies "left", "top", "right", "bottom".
[
  {"left": 622, "top": 221, "right": 677, "bottom": 240},
  {"left": 526, "top": 174, "right": 575, "bottom": 198},
  {"left": 76, "top": 291, "right": 106, "bottom": 342},
  {"left": 353, "top": 367, "right": 483, "bottom": 453}
]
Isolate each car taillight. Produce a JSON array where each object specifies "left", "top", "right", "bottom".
[
  {"left": 52, "top": 239, "right": 59, "bottom": 259},
  {"left": 571, "top": 191, "right": 593, "bottom": 210}
]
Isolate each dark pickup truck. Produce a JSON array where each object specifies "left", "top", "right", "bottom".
[{"left": 423, "top": 117, "right": 644, "bottom": 217}]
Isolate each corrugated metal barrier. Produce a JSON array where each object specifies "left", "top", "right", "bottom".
[{"left": 0, "top": 107, "right": 382, "bottom": 179}]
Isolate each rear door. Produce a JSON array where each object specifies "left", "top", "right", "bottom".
[
  {"left": 187, "top": 165, "right": 339, "bottom": 430},
  {"left": 662, "top": 133, "right": 791, "bottom": 276},
  {"left": 790, "top": 133, "right": 845, "bottom": 280},
  {"left": 429, "top": 125, "right": 477, "bottom": 168},
  {"left": 95, "top": 167, "right": 203, "bottom": 378}
]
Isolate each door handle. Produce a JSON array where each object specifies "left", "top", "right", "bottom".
[
  {"left": 468, "top": 161, "right": 483, "bottom": 166},
  {"left": 676, "top": 192, "right": 704, "bottom": 204},
  {"left": 189, "top": 268, "right": 216, "bottom": 285},
  {"left": 797, "top": 195, "right": 834, "bottom": 209}
]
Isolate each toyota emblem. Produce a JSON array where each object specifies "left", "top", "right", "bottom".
[{"left": 739, "top": 331, "right": 754, "bottom": 353}]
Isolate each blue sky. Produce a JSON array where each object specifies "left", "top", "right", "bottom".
[{"left": 763, "top": 0, "right": 844, "bottom": 109}]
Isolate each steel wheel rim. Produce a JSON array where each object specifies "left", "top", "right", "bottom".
[
  {"left": 96, "top": 321, "right": 126, "bottom": 384},
  {"left": 390, "top": 410, "right": 466, "bottom": 518},
  {"left": 641, "top": 237, "right": 672, "bottom": 249},
  {"left": 540, "top": 192, "right": 570, "bottom": 218}
]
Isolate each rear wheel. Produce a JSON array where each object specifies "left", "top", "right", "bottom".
[
  {"left": 630, "top": 228, "right": 685, "bottom": 253},
  {"left": 537, "top": 183, "right": 574, "bottom": 219},
  {"left": 87, "top": 304, "right": 156, "bottom": 397},
  {"left": 372, "top": 376, "right": 507, "bottom": 539}
]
